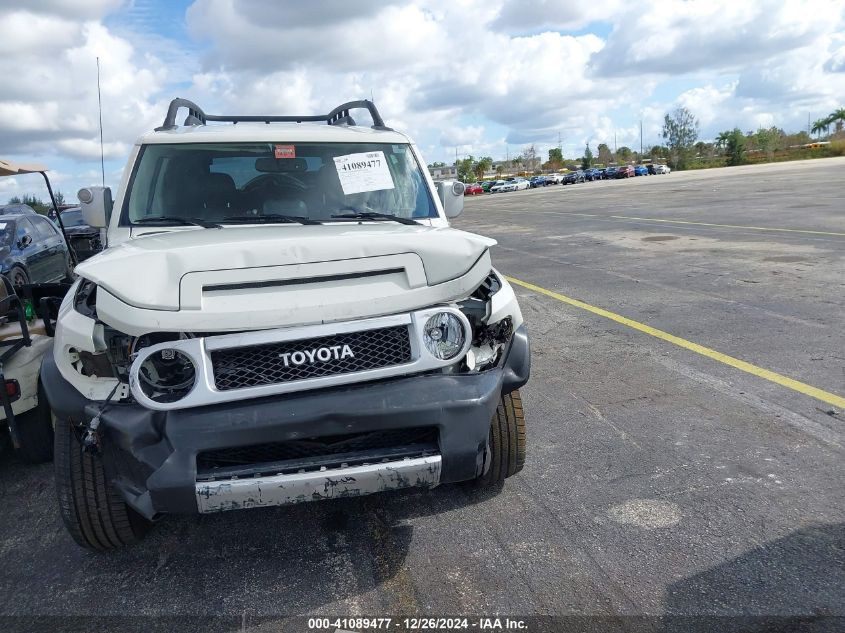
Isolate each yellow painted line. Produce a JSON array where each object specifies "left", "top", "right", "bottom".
[
  {"left": 507, "top": 276, "right": 845, "bottom": 409},
  {"left": 607, "top": 214, "right": 845, "bottom": 237}
]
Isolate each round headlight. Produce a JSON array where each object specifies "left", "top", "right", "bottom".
[
  {"left": 423, "top": 312, "right": 466, "bottom": 360},
  {"left": 138, "top": 349, "right": 196, "bottom": 403}
]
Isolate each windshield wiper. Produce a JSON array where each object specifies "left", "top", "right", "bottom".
[
  {"left": 221, "top": 214, "right": 321, "bottom": 225},
  {"left": 135, "top": 216, "right": 222, "bottom": 229},
  {"left": 330, "top": 211, "right": 420, "bottom": 226}
]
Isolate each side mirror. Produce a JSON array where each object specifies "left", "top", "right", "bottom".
[
  {"left": 435, "top": 180, "right": 465, "bottom": 219},
  {"left": 18, "top": 234, "right": 32, "bottom": 249},
  {"left": 77, "top": 186, "right": 113, "bottom": 228}
]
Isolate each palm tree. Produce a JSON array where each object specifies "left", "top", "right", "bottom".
[
  {"left": 473, "top": 156, "right": 493, "bottom": 181},
  {"left": 715, "top": 131, "right": 731, "bottom": 152},
  {"left": 811, "top": 118, "right": 829, "bottom": 139},
  {"left": 828, "top": 108, "right": 845, "bottom": 134}
]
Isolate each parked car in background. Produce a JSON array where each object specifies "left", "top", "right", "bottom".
[
  {"left": 634, "top": 165, "right": 649, "bottom": 176},
  {"left": 0, "top": 213, "right": 70, "bottom": 286},
  {"left": 0, "top": 204, "right": 38, "bottom": 216},
  {"left": 654, "top": 164, "right": 671, "bottom": 174},
  {"left": 529, "top": 175, "right": 548, "bottom": 188},
  {"left": 48, "top": 207, "right": 102, "bottom": 262},
  {"left": 616, "top": 165, "right": 635, "bottom": 178},
  {"left": 481, "top": 180, "right": 497, "bottom": 192},
  {"left": 546, "top": 173, "right": 564, "bottom": 184},
  {"left": 647, "top": 164, "right": 656, "bottom": 175},
  {"left": 584, "top": 168, "right": 601, "bottom": 181},
  {"left": 496, "top": 177, "right": 530, "bottom": 192},
  {"left": 603, "top": 167, "right": 618, "bottom": 179},
  {"left": 563, "top": 170, "right": 585, "bottom": 184},
  {"left": 490, "top": 179, "right": 511, "bottom": 193},
  {"left": 464, "top": 183, "right": 483, "bottom": 195}
]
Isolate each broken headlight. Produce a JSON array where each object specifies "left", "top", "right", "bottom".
[
  {"left": 136, "top": 348, "right": 197, "bottom": 404},
  {"left": 457, "top": 271, "right": 513, "bottom": 372},
  {"left": 103, "top": 329, "right": 195, "bottom": 392}
]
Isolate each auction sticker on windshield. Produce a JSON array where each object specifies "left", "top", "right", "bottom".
[{"left": 333, "top": 151, "right": 395, "bottom": 195}]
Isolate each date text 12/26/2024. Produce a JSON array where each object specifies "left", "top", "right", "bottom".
[{"left": 307, "top": 617, "right": 528, "bottom": 631}]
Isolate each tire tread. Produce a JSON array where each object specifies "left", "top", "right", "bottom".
[
  {"left": 54, "top": 417, "right": 148, "bottom": 551},
  {"left": 472, "top": 389, "right": 526, "bottom": 488}
]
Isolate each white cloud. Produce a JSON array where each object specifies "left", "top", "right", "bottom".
[
  {"left": 0, "top": 13, "right": 166, "bottom": 156},
  {"left": 490, "top": 0, "right": 622, "bottom": 33},
  {"left": 440, "top": 125, "right": 485, "bottom": 147},
  {"left": 592, "top": 0, "right": 844, "bottom": 77}
]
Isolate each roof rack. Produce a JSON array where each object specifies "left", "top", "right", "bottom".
[{"left": 155, "top": 98, "right": 392, "bottom": 132}]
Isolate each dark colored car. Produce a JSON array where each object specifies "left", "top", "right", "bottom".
[
  {"left": 616, "top": 165, "right": 635, "bottom": 178},
  {"left": 480, "top": 180, "right": 497, "bottom": 192},
  {"left": 49, "top": 207, "right": 102, "bottom": 262},
  {"left": 529, "top": 175, "right": 548, "bottom": 188},
  {"left": 584, "top": 168, "right": 601, "bottom": 181},
  {"left": 0, "top": 204, "right": 37, "bottom": 216},
  {"left": 0, "top": 213, "right": 71, "bottom": 286},
  {"left": 563, "top": 170, "right": 585, "bottom": 184},
  {"left": 464, "top": 183, "right": 483, "bottom": 195},
  {"left": 604, "top": 167, "right": 618, "bottom": 179}
]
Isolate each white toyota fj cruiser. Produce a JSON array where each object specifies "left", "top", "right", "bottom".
[{"left": 42, "top": 99, "right": 530, "bottom": 550}]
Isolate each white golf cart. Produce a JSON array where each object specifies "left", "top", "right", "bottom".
[{"left": 0, "top": 160, "right": 75, "bottom": 462}]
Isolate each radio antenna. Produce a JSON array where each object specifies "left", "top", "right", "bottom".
[{"left": 97, "top": 56, "right": 105, "bottom": 187}]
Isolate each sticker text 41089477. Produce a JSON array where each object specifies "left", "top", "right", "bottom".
[
  {"left": 338, "top": 156, "right": 382, "bottom": 172},
  {"left": 333, "top": 151, "right": 395, "bottom": 195}
]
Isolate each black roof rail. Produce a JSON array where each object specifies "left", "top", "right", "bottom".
[{"left": 155, "top": 98, "right": 392, "bottom": 131}]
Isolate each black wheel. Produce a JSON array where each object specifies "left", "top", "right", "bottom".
[
  {"left": 10, "top": 266, "right": 29, "bottom": 288},
  {"left": 472, "top": 390, "right": 526, "bottom": 488},
  {"left": 54, "top": 416, "right": 151, "bottom": 550},
  {"left": 14, "top": 383, "right": 54, "bottom": 464}
]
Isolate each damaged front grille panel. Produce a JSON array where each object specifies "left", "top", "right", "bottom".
[
  {"left": 196, "top": 427, "right": 439, "bottom": 479},
  {"left": 210, "top": 325, "right": 412, "bottom": 391}
]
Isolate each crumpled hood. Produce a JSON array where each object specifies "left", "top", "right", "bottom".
[{"left": 76, "top": 224, "right": 496, "bottom": 311}]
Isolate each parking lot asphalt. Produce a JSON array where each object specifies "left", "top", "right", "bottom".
[{"left": 1, "top": 158, "right": 843, "bottom": 630}]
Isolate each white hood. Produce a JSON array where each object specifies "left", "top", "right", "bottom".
[{"left": 76, "top": 224, "right": 496, "bottom": 335}]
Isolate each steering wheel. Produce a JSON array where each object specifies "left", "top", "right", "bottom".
[{"left": 242, "top": 173, "right": 306, "bottom": 193}]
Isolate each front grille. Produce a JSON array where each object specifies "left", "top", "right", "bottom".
[
  {"left": 210, "top": 325, "right": 412, "bottom": 391},
  {"left": 196, "top": 427, "right": 439, "bottom": 477}
]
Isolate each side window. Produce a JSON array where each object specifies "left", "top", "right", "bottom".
[
  {"left": 15, "top": 218, "right": 34, "bottom": 247},
  {"left": 31, "top": 216, "right": 58, "bottom": 240}
]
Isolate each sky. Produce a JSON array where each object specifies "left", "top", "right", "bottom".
[{"left": 1, "top": 0, "right": 844, "bottom": 201}]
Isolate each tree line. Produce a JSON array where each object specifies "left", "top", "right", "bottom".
[{"left": 5, "top": 191, "right": 66, "bottom": 214}]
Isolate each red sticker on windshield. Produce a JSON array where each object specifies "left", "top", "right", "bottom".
[{"left": 274, "top": 145, "right": 295, "bottom": 159}]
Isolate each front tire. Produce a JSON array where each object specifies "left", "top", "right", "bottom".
[
  {"left": 14, "top": 383, "right": 54, "bottom": 464},
  {"left": 54, "top": 416, "right": 150, "bottom": 550},
  {"left": 472, "top": 390, "right": 526, "bottom": 488}
]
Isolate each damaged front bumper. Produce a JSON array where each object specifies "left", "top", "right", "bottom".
[
  {"left": 41, "top": 325, "right": 530, "bottom": 519},
  {"left": 196, "top": 455, "right": 442, "bottom": 513}
]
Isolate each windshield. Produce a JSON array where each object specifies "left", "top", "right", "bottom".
[
  {"left": 59, "top": 209, "right": 86, "bottom": 227},
  {"left": 122, "top": 142, "right": 437, "bottom": 225},
  {"left": 0, "top": 221, "right": 12, "bottom": 247}
]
